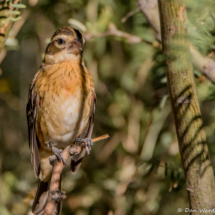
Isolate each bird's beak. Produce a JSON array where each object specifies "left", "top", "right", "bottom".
[{"left": 67, "top": 39, "right": 82, "bottom": 55}]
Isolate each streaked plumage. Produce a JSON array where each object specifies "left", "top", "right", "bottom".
[{"left": 26, "top": 26, "right": 96, "bottom": 215}]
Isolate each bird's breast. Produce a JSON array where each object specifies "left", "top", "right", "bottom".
[{"left": 35, "top": 62, "right": 94, "bottom": 149}]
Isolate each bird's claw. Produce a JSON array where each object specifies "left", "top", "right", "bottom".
[
  {"left": 74, "top": 138, "right": 93, "bottom": 155},
  {"left": 50, "top": 190, "right": 67, "bottom": 202},
  {"left": 49, "top": 142, "right": 66, "bottom": 165}
]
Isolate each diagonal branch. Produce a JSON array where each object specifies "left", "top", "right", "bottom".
[
  {"left": 137, "top": 0, "right": 215, "bottom": 84},
  {"left": 84, "top": 23, "right": 159, "bottom": 47},
  {"left": 43, "top": 134, "right": 109, "bottom": 215},
  {"left": 137, "top": 0, "right": 161, "bottom": 40},
  {"left": 121, "top": 8, "right": 140, "bottom": 23}
]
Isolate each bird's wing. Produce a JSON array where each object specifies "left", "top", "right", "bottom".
[
  {"left": 26, "top": 71, "right": 41, "bottom": 178},
  {"left": 71, "top": 95, "right": 96, "bottom": 173}
]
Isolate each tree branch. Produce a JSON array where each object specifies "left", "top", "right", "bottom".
[
  {"left": 84, "top": 23, "right": 159, "bottom": 47},
  {"left": 121, "top": 8, "right": 140, "bottom": 23},
  {"left": 43, "top": 134, "right": 109, "bottom": 215},
  {"left": 190, "top": 45, "right": 215, "bottom": 84},
  {"left": 137, "top": 0, "right": 161, "bottom": 40},
  {"left": 137, "top": 0, "right": 215, "bottom": 84}
]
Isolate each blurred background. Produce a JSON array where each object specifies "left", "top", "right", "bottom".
[{"left": 1, "top": 0, "right": 215, "bottom": 214}]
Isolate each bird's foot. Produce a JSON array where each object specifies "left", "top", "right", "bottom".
[
  {"left": 74, "top": 138, "right": 93, "bottom": 155},
  {"left": 50, "top": 190, "right": 67, "bottom": 202},
  {"left": 49, "top": 142, "right": 66, "bottom": 165}
]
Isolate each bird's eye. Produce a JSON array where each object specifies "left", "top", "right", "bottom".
[{"left": 57, "top": 38, "right": 65, "bottom": 45}]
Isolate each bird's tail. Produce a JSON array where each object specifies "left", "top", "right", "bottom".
[{"left": 32, "top": 177, "right": 62, "bottom": 215}]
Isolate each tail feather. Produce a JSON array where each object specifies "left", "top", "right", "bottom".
[
  {"left": 32, "top": 177, "right": 62, "bottom": 215},
  {"left": 71, "top": 151, "right": 85, "bottom": 174}
]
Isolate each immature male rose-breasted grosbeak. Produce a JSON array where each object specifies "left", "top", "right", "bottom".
[{"left": 26, "top": 26, "right": 96, "bottom": 215}]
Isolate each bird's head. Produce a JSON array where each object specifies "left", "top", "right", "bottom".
[{"left": 44, "top": 26, "right": 85, "bottom": 64}]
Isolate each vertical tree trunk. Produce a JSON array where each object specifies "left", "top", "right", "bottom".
[{"left": 158, "top": 0, "right": 215, "bottom": 213}]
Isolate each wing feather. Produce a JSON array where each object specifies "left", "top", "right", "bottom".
[
  {"left": 71, "top": 96, "right": 96, "bottom": 173},
  {"left": 26, "top": 72, "right": 41, "bottom": 177}
]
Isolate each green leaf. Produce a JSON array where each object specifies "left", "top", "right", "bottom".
[
  {"left": 68, "top": 19, "right": 87, "bottom": 32},
  {"left": 9, "top": 16, "right": 22, "bottom": 22},
  {"left": 6, "top": 10, "right": 21, "bottom": 15},
  {"left": 194, "top": 70, "right": 202, "bottom": 77},
  {"left": 11, "top": 3, "right": 26, "bottom": 8},
  {"left": 2, "top": 18, "right": 10, "bottom": 24},
  {"left": 159, "top": 94, "right": 168, "bottom": 110},
  {"left": 161, "top": 77, "right": 167, "bottom": 83},
  {"left": 144, "top": 163, "right": 153, "bottom": 175}
]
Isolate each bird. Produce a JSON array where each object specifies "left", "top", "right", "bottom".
[{"left": 26, "top": 26, "right": 96, "bottom": 215}]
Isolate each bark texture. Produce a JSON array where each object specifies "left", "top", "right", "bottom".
[{"left": 158, "top": 0, "right": 215, "bottom": 213}]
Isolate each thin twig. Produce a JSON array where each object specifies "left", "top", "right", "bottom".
[
  {"left": 121, "top": 8, "right": 140, "bottom": 23},
  {"left": 43, "top": 134, "right": 109, "bottom": 215},
  {"left": 84, "top": 23, "right": 159, "bottom": 47},
  {"left": 137, "top": 0, "right": 161, "bottom": 40}
]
